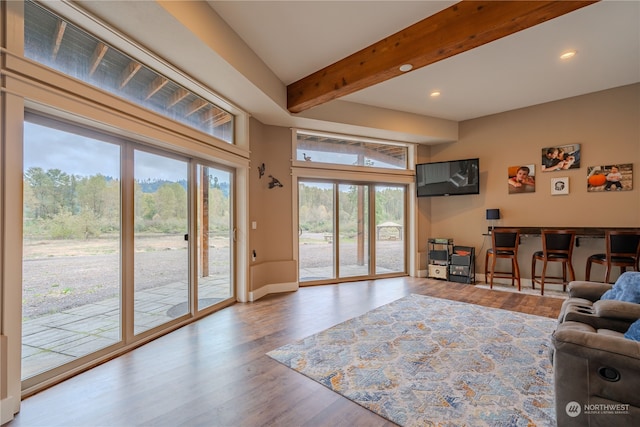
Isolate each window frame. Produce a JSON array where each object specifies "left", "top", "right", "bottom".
[
  {"left": 22, "top": 0, "right": 247, "bottom": 149},
  {"left": 1, "top": 0, "right": 251, "bottom": 401},
  {"left": 292, "top": 128, "right": 415, "bottom": 176}
]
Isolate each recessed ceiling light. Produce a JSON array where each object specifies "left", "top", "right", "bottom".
[
  {"left": 560, "top": 50, "right": 576, "bottom": 60},
  {"left": 399, "top": 64, "right": 413, "bottom": 72},
  {"left": 430, "top": 91, "right": 441, "bottom": 98}
]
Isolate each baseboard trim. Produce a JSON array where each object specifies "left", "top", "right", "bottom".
[
  {"left": 249, "top": 281, "right": 298, "bottom": 302},
  {"left": 1, "top": 396, "right": 17, "bottom": 424}
]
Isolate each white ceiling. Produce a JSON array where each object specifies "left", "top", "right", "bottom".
[{"left": 208, "top": 0, "right": 640, "bottom": 122}]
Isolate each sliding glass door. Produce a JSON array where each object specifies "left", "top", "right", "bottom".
[
  {"left": 298, "top": 180, "right": 406, "bottom": 282},
  {"left": 196, "top": 165, "right": 233, "bottom": 310},
  {"left": 298, "top": 182, "right": 335, "bottom": 281},
  {"left": 22, "top": 120, "right": 122, "bottom": 379},
  {"left": 133, "top": 150, "right": 189, "bottom": 334},
  {"left": 339, "top": 184, "right": 369, "bottom": 278},
  {"left": 22, "top": 117, "right": 236, "bottom": 387},
  {"left": 375, "top": 185, "right": 406, "bottom": 274}
]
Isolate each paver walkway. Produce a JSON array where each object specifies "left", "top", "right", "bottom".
[{"left": 22, "top": 277, "right": 231, "bottom": 379}]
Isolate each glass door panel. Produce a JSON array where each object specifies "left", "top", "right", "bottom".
[
  {"left": 375, "top": 185, "right": 406, "bottom": 274},
  {"left": 196, "top": 165, "right": 233, "bottom": 310},
  {"left": 338, "top": 184, "right": 369, "bottom": 278},
  {"left": 298, "top": 181, "right": 335, "bottom": 281},
  {"left": 22, "top": 121, "right": 121, "bottom": 379},
  {"left": 133, "top": 150, "right": 189, "bottom": 334}
]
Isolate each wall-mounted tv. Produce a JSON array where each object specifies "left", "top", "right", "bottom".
[{"left": 416, "top": 158, "right": 480, "bottom": 197}]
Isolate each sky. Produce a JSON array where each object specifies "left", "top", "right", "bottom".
[{"left": 24, "top": 122, "right": 121, "bottom": 178}]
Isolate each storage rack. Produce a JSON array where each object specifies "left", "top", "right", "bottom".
[
  {"left": 427, "top": 238, "right": 453, "bottom": 280},
  {"left": 449, "top": 246, "right": 475, "bottom": 284}
]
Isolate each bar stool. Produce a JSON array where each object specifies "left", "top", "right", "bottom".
[
  {"left": 585, "top": 230, "right": 640, "bottom": 283},
  {"left": 484, "top": 228, "right": 521, "bottom": 290},
  {"left": 531, "top": 229, "right": 576, "bottom": 295}
]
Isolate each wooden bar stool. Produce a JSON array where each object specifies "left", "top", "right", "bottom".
[
  {"left": 484, "top": 228, "right": 521, "bottom": 290},
  {"left": 585, "top": 230, "right": 640, "bottom": 283},
  {"left": 531, "top": 229, "right": 576, "bottom": 295}
]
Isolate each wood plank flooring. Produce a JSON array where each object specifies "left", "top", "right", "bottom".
[{"left": 7, "top": 277, "right": 563, "bottom": 427}]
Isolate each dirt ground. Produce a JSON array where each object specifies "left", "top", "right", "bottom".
[
  {"left": 22, "top": 235, "right": 229, "bottom": 318},
  {"left": 22, "top": 234, "right": 403, "bottom": 318}
]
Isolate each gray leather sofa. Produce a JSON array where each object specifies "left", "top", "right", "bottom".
[{"left": 551, "top": 279, "right": 640, "bottom": 426}]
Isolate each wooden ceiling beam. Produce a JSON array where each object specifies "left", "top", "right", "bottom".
[
  {"left": 203, "top": 109, "right": 232, "bottom": 127},
  {"left": 145, "top": 76, "right": 169, "bottom": 100},
  {"left": 186, "top": 99, "right": 208, "bottom": 117},
  {"left": 167, "top": 87, "right": 189, "bottom": 108},
  {"left": 89, "top": 42, "right": 108, "bottom": 76},
  {"left": 118, "top": 61, "right": 141, "bottom": 89},
  {"left": 286, "top": 0, "right": 598, "bottom": 114},
  {"left": 51, "top": 20, "right": 67, "bottom": 60}
]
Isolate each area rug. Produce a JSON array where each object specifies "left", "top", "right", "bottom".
[{"left": 267, "top": 294, "right": 557, "bottom": 427}]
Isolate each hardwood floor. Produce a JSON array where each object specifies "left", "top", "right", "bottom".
[{"left": 7, "top": 277, "right": 563, "bottom": 427}]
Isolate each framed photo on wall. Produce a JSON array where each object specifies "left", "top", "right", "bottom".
[
  {"left": 541, "top": 144, "right": 581, "bottom": 172},
  {"left": 587, "top": 163, "right": 633, "bottom": 192},
  {"left": 508, "top": 164, "right": 535, "bottom": 194},
  {"left": 551, "top": 177, "right": 569, "bottom": 195}
]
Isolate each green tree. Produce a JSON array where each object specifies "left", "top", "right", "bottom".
[
  {"left": 77, "top": 174, "right": 107, "bottom": 217},
  {"left": 155, "top": 182, "right": 187, "bottom": 220}
]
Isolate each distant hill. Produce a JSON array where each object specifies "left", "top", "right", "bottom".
[{"left": 135, "top": 179, "right": 229, "bottom": 197}]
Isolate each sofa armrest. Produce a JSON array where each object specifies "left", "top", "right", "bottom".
[
  {"left": 552, "top": 323, "right": 640, "bottom": 361},
  {"left": 594, "top": 300, "right": 640, "bottom": 321},
  {"left": 567, "top": 281, "right": 613, "bottom": 301}
]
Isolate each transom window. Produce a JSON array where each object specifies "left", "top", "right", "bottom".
[
  {"left": 24, "top": 0, "right": 234, "bottom": 143},
  {"left": 295, "top": 130, "right": 409, "bottom": 170}
]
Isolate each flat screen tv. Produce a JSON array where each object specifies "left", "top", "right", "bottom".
[{"left": 416, "top": 158, "right": 480, "bottom": 197}]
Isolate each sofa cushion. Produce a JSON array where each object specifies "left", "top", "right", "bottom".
[
  {"left": 625, "top": 318, "right": 640, "bottom": 341},
  {"left": 601, "top": 272, "right": 640, "bottom": 303}
]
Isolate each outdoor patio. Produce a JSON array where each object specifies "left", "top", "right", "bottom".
[{"left": 21, "top": 277, "right": 231, "bottom": 379}]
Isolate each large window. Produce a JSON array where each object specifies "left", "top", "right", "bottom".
[
  {"left": 295, "top": 130, "right": 408, "bottom": 170},
  {"left": 24, "top": 0, "right": 234, "bottom": 143},
  {"left": 21, "top": 116, "right": 236, "bottom": 388},
  {"left": 4, "top": 0, "right": 247, "bottom": 402},
  {"left": 294, "top": 129, "right": 413, "bottom": 283},
  {"left": 298, "top": 181, "right": 406, "bottom": 282},
  {"left": 23, "top": 119, "right": 122, "bottom": 379}
]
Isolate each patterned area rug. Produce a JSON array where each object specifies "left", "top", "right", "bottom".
[{"left": 267, "top": 294, "right": 557, "bottom": 427}]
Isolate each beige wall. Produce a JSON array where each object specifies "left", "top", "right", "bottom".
[
  {"left": 248, "top": 84, "right": 639, "bottom": 287},
  {"left": 248, "top": 119, "right": 295, "bottom": 291},
  {"left": 419, "top": 83, "right": 640, "bottom": 282}
]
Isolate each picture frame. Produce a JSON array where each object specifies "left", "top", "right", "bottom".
[
  {"left": 541, "top": 144, "right": 581, "bottom": 172},
  {"left": 587, "top": 163, "right": 633, "bottom": 192},
  {"left": 508, "top": 164, "right": 536, "bottom": 194},
  {"left": 551, "top": 177, "right": 569, "bottom": 195}
]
